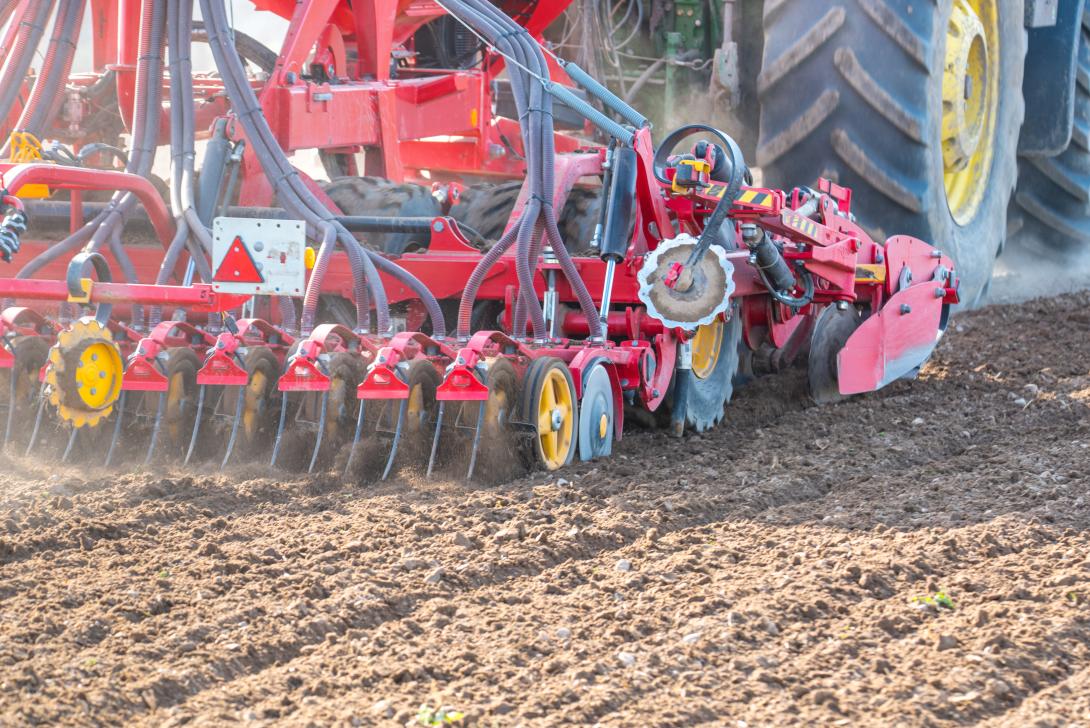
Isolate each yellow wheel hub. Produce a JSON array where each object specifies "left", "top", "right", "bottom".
[
  {"left": 535, "top": 368, "right": 575, "bottom": 470},
  {"left": 45, "top": 318, "right": 123, "bottom": 428},
  {"left": 942, "top": 0, "right": 998, "bottom": 224},
  {"left": 690, "top": 319, "right": 724, "bottom": 380}
]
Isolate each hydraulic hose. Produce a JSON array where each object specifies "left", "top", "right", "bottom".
[
  {"left": 11, "top": 0, "right": 84, "bottom": 141},
  {"left": 198, "top": 0, "right": 390, "bottom": 332},
  {"left": 456, "top": 225, "right": 519, "bottom": 339},
  {"left": 450, "top": 0, "right": 603, "bottom": 340},
  {"left": 0, "top": 0, "right": 57, "bottom": 139},
  {"left": 200, "top": 0, "right": 449, "bottom": 336},
  {"left": 300, "top": 225, "right": 336, "bottom": 334}
]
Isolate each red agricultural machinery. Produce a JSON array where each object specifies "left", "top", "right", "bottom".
[{"left": 0, "top": 0, "right": 958, "bottom": 480}]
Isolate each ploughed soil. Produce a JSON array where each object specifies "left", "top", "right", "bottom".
[{"left": 2, "top": 293, "right": 1090, "bottom": 727}]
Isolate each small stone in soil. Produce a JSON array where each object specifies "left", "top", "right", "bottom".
[
  {"left": 615, "top": 559, "right": 632, "bottom": 572},
  {"left": 936, "top": 634, "right": 958, "bottom": 651}
]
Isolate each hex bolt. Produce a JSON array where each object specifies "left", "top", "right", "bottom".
[
  {"left": 935, "top": 287, "right": 946, "bottom": 298},
  {"left": 900, "top": 304, "right": 912, "bottom": 314}
]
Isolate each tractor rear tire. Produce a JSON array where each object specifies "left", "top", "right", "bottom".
[
  {"left": 1010, "top": 10, "right": 1090, "bottom": 254},
  {"left": 323, "top": 176, "right": 440, "bottom": 256},
  {"left": 757, "top": 0, "right": 1027, "bottom": 306}
]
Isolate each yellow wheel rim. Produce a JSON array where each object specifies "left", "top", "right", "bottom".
[
  {"left": 535, "top": 368, "right": 574, "bottom": 470},
  {"left": 942, "top": 0, "right": 998, "bottom": 224},
  {"left": 242, "top": 370, "right": 268, "bottom": 438},
  {"left": 75, "top": 342, "right": 122, "bottom": 410},
  {"left": 690, "top": 320, "right": 724, "bottom": 380}
]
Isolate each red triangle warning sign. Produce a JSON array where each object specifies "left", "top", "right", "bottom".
[{"left": 213, "top": 236, "right": 264, "bottom": 284}]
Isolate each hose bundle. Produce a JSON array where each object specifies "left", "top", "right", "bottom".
[
  {"left": 438, "top": 0, "right": 604, "bottom": 341},
  {"left": 198, "top": 0, "right": 446, "bottom": 337},
  {"left": 11, "top": 0, "right": 165, "bottom": 332}
]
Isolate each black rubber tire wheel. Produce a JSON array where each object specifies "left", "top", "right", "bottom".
[
  {"left": 234, "top": 347, "right": 282, "bottom": 459},
  {"left": 471, "top": 357, "right": 523, "bottom": 481},
  {"left": 756, "top": 0, "right": 1026, "bottom": 306},
  {"left": 158, "top": 347, "right": 203, "bottom": 456},
  {"left": 323, "top": 176, "right": 441, "bottom": 256},
  {"left": 1010, "top": 10, "right": 1090, "bottom": 254},
  {"left": 450, "top": 180, "right": 523, "bottom": 242},
  {"left": 452, "top": 181, "right": 603, "bottom": 253},
  {"left": 520, "top": 357, "right": 578, "bottom": 471}
]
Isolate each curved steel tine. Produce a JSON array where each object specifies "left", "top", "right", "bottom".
[
  {"left": 144, "top": 392, "right": 166, "bottom": 465},
  {"left": 220, "top": 386, "right": 246, "bottom": 470},
  {"left": 306, "top": 392, "right": 330, "bottom": 474},
  {"left": 184, "top": 385, "right": 207, "bottom": 466},
  {"left": 25, "top": 383, "right": 47, "bottom": 457},
  {"left": 343, "top": 398, "right": 367, "bottom": 476},
  {"left": 4, "top": 362, "right": 18, "bottom": 448},
  {"left": 270, "top": 392, "right": 290, "bottom": 468},
  {"left": 381, "top": 399, "right": 408, "bottom": 481},
  {"left": 61, "top": 426, "right": 78, "bottom": 463},
  {"left": 465, "top": 402, "right": 485, "bottom": 481},
  {"left": 104, "top": 391, "right": 127, "bottom": 467},
  {"left": 425, "top": 402, "right": 445, "bottom": 479}
]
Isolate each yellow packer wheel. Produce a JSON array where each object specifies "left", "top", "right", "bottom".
[
  {"left": 522, "top": 357, "right": 578, "bottom": 471},
  {"left": 45, "top": 317, "right": 124, "bottom": 429}
]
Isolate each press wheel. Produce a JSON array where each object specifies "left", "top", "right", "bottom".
[
  {"left": 578, "top": 360, "right": 615, "bottom": 461},
  {"left": 522, "top": 358, "right": 578, "bottom": 471}
]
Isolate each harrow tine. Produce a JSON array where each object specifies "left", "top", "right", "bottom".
[
  {"left": 270, "top": 393, "right": 290, "bottom": 468},
  {"left": 343, "top": 399, "right": 367, "bottom": 476},
  {"left": 465, "top": 402, "right": 486, "bottom": 481},
  {"left": 3, "top": 362, "right": 17, "bottom": 448},
  {"left": 25, "top": 384, "right": 47, "bottom": 457},
  {"left": 104, "top": 391, "right": 127, "bottom": 467},
  {"left": 425, "top": 401, "right": 445, "bottom": 479},
  {"left": 144, "top": 392, "right": 166, "bottom": 465},
  {"left": 381, "top": 399, "right": 408, "bottom": 481},
  {"left": 306, "top": 392, "right": 330, "bottom": 474},
  {"left": 184, "top": 385, "right": 207, "bottom": 466},
  {"left": 61, "top": 426, "right": 78, "bottom": 463},
  {"left": 220, "top": 387, "right": 246, "bottom": 470}
]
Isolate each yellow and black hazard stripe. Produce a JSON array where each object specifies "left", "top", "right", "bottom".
[
  {"left": 735, "top": 189, "right": 775, "bottom": 208},
  {"left": 782, "top": 211, "right": 820, "bottom": 238}
]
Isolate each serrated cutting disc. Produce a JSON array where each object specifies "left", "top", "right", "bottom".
[{"left": 637, "top": 234, "right": 735, "bottom": 330}]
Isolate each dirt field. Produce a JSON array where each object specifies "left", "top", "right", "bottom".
[{"left": 1, "top": 293, "right": 1089, "bottom": 727}]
